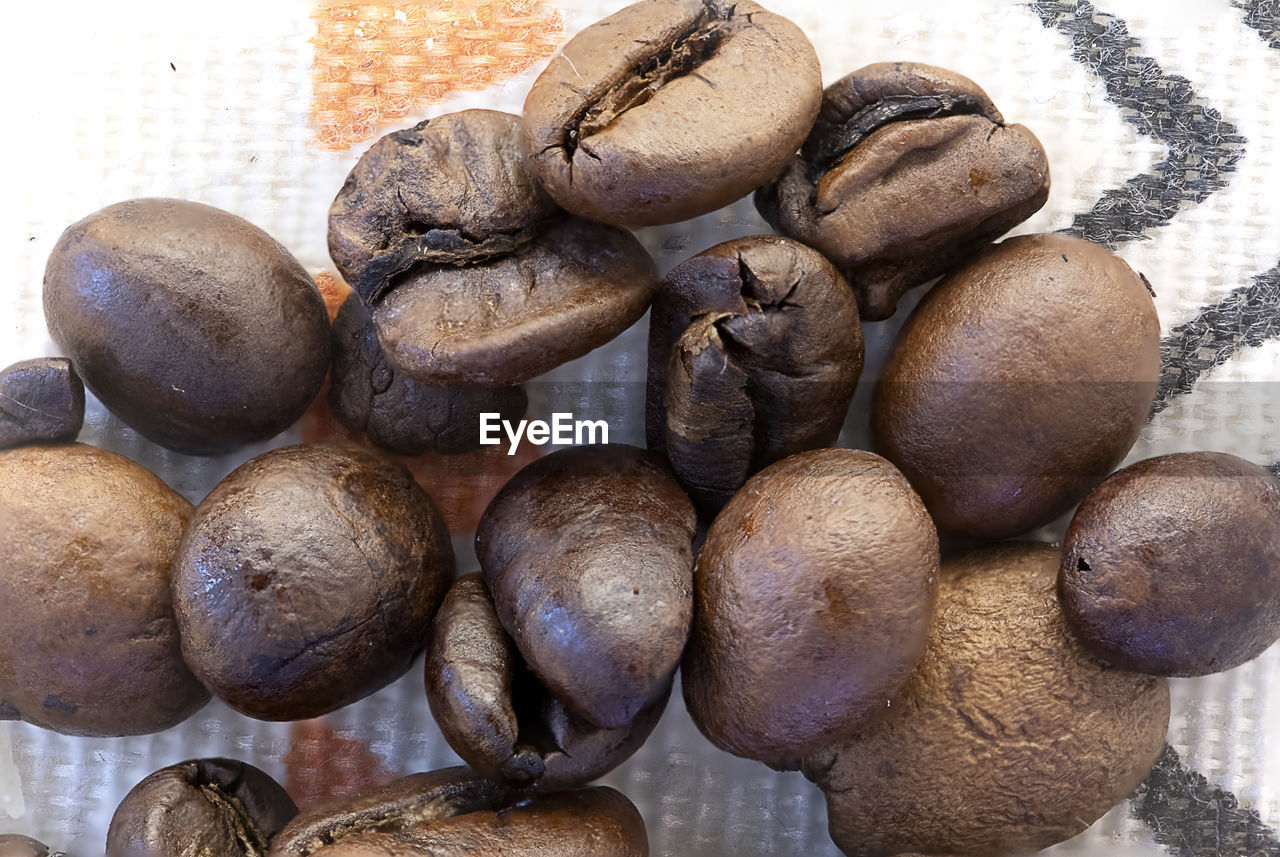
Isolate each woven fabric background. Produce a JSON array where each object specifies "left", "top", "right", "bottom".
[{"left": 2, "top": 0, "right": 1279, "bottom": 854}]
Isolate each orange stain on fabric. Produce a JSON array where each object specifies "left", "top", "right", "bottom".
[
  {"left": 284, "top": 720, "right": 396, "bottom": 808},
  {"left": 311, "top": 0, "right": 565, "bottom": 150}
]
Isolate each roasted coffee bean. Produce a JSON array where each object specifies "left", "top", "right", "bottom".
[
  {"left": 329, "top": 295, "right": 528, "bottom": 455},
  {"left": 329, "top": 110, "right": 656, "bottom": 386},
  {"left": 804, "top": 543, "right": 1169, "bottom": 857},
  {"left": 758, "top": 62, "right": 1050, "bottom": 320},
  {"left": 172, "top": 443, "right": 454, "bottom": 720},
  {"left": 646, "top": 236, "right": 864, "bottom": 515},
  {"left": 106, "top": 758, "right": 298, "bottom": 857},
  {"left": 0, "top": 835, "right": 60, "bottom": 857},
  {"left": 0, "top": 358, "right": 84, "bottom": 448},
  {"left": 522, "top": 0, "right": 821, "bottom": 227},
  {"left": 269, "top": 769, "right": 647, "bottom": 857},
  {"left": 683, "top": 449, "right": 938, "bottom": 768},
  {"left": 44, "top": 199, "right": 330, "bottom": 455},
  {"left": 1061, "top": 452, "right": 1280, "bottom": 676},
  {"left": 476, "top": 445, "right": 695, "bottom": 729},
  {"left": 0, "top": 443, "right": 208, "bottom": 736},
  {"left": 873, "top": 234, "right": 1160, "bottom": 539},
  {"left": 427, "top": 574, "right": 668, "bottom": 790}
]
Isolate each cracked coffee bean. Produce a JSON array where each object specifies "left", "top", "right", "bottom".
[
  {"left": 44, "top": 198, "right": 331, "bottom": 455},
  {"left": 172, "top": 443, "right": 454, "bottom": 721},
  {"left": 427, "top": 574, "right": 668, "bottom": 791},
  {"left": 106, "top": 758, "right": 298, "bottom": 857},
  {"left": 646, "top": 235, "right": 864, "bottom": 516},
  {"left": 683, "top": 449, "right": 938, "bottom": 768},
  {"left": 872, "top": 233, "right": 1160, "bottom": 539},
  {"left": 476, "top": 445, "right": 696, "bottom": 730},
  {"left": 269, "top": 768, "right": 647, "bottom": 857},
  {"left": 1060, "top": 452, "right": 1280, "bottom": 677},
  {"left": 803, "top": 543, "right": 1169, "bottom": 857},
  {"left": 522, "top": 0, "right": 821, "bottom": 227},
  {"left": 758, "top": 62, "right": 1050, "bottom": 320},
  {"left": 0, "top": 358, "right": 84, "bottom": 448},
  {"left": 328, "top": 110, "right": 656, "bottom": 386},
  {"left": 329, "top": 294, "right": 528, "bottom": 455},
  {"left": 0, "top": 443, "right": 208, "bottom": 736}
]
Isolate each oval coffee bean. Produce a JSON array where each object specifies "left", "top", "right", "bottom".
[
  {"left": 683, "top": 449, "right": 938, "bottom": 767},
  {"left": 106, "top": 758, "right": 298, "bottom": 857},
  {"left": 476, "top": 445, "right": 696, "bottom": 729},
  {"left": 329, "top": 110, "right": 657, "bottom": 386},
  {"left": 646, "top": 235, "right": 864, "bottom": 516},
  {"left": 0, "top": 358, "right": 84, "bottom": 448},
  {"left": 0, "top": 836, "right": 60, "bottom": 857},
  {"left": 329, "top": 294, "right": 528, "bottom": 455},
  {"left": 1061, "top": 452, "right": 1280, "bottom": 676},
  {"left": 759, "top": 62, "right": 1050, "bottom": 320},
  {"left": 522, "top": 0, "right": 821, "bottom": 227},
  {"left": 426, "top": 574, "right": 668, "bottom": 790},
  {"left": 0, "top": 443, "right": 208, "bottom": 736},
  {"left": 172, "top": 444, "right": 454, "bottom": 720},
  {"left": 804, "top": 543, "right": 1169, "bottom": 857},
  {"left": 873, "top": 233, "right": 1160, "bottom": 539},
  {"left": 44, "top": 198, "right": 330, "bottom": 455}
]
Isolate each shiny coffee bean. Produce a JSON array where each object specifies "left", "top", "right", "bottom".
[
  {"left": 477, "top": 445, "right": 696, "bottom": 729},
  {"left": 329, "top": 110, "right": 656, "bottom": 386},
  {"left": 0, "top": 443, "right": 209, "bottom": 736},
  {"left": 106, "top": 758, "right": 298, "bottom": 857},
  {"left": 1061, "top": 452, "right": 1280, "bottom": 676},
  {"left": 172, "top": 444, "right": 454, "bottom": 721},
  {"left": 758, "top": 62, "right": 1050, "bottom": 320},
  {"left": 427, "top": 574, "right": 668, "bottom": 790},
  {"left": 522, "top": 0, "right": 821, "bottom": 227},
  {"left": 646, "top": 236, "right": 864, "bottom": 516},
  {"left": 44, "top": 199, "right": 331, "bottom": 455},
  {"left": 329, "top": 295, "right": 528, "bottom": 455},
  {"left": 0, "top": 836, "right": 62, "bottom": 857},
  {"left": 0, "top": 358, "right": 84, "bottom": 448}
]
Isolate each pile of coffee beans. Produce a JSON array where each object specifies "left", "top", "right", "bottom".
[{"left": 3, "top": 1, "right": 1279, "bottom": 856}]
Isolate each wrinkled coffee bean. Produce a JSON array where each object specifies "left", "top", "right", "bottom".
[
  {"left": 427, "top": 574, "right": 668, "bottom": 790},
  {"left": 172, "top": 443, "right": 454, "bottom": 720},
  {"left": 683, "top": 449, "right": 938, "bottom": 768},
  {"left": 646, "top": 236, "right": 864, "bottom": 515},
  {"left": 873, "top": 234, "right": 1160, "bottom": 539},
  {"left": 0, "top": 836, "right": 60, "bottom": 857},
  {"left": 1061, "top": 452, "right": 1280, "bottom": 676},
  {"left": 804, "top": 543, "right": 1169, "bottom": 857},
  {"left": 270, "top": 768, "right": 647, "bottom": 857},
  {"left": 0, "top": 358, "right": 84, "bottom": 448},
  {"left": 329, "top": 294, "right": 528, "bottom": 455},
  {"left": 106, "top": 758, "right": 298, "bottom": 857},
  {"left": 758, "top": 62, "right": 1050, "bottom": 320},
  {"left": 0, "top": 443, "right": 208, "bottom": 736},
  {"left": 44, "top": 198, "right": 331, "bottom": 455},
  {"left": 522, "top": 0, "right": 821, "bottom": 227},
  {"left": 329, "top": 110, "right": 656, "bottom": 386},
  {"left": 476, "top": 445, "right": 695, "bottom": 729}
]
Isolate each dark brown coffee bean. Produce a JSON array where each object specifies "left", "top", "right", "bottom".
[
  {"left": 758, "top": 62, "right": 1050, "bottom": 321},
  {"left": 1060, "top": 452, "right": 1280, "bottom": 676},
  {"left": 329, "top": 295, "right": 528, "bottom": 455},
  {"left": 172, "top": 443, "right": 454, "bottom": 720},
  {"left": 0, "top": 443, "right": 208, "bottom": 736},
  {"left": 872, "top": 234, "right": 1160, "bottom": 539},
  {"left": 0, "top": 835, "right": 59, "bottom": 857},
  {"left": 270, "top": 769, "right": 645, "bottom": 857},
  {"left": 646, "top": 236, "right": 864, "bottom": 516},
  {"left": 683, "top": 449, "right": 938, "bottom": 768},
  {"left": 804, "top": 543, "right": 1169, "bottom": 857},
  {"left": 43, "top": 199, "right": 331, "bottom": 455},
  {"left": 522, "top": 0, "right": 821, "bottom": 227},
  {"left": 0, "top": 358, "right": 84, "bottom": 448},
  {"left": 476, "top": 445, "right": 695, "bottom": 729},
  {"left": 106, "top": 758, "right": 298, "bottom": 857},
  {"left": 329, "top": 110, "right": 656, "bottom": 386},
  {"left": 427, "top": 574, "right": 667, "bottom": 790}
]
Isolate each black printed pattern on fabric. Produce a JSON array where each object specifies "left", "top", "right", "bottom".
[{"left": 1238, "top": 0, "right": 1280, "bottom": 49}]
